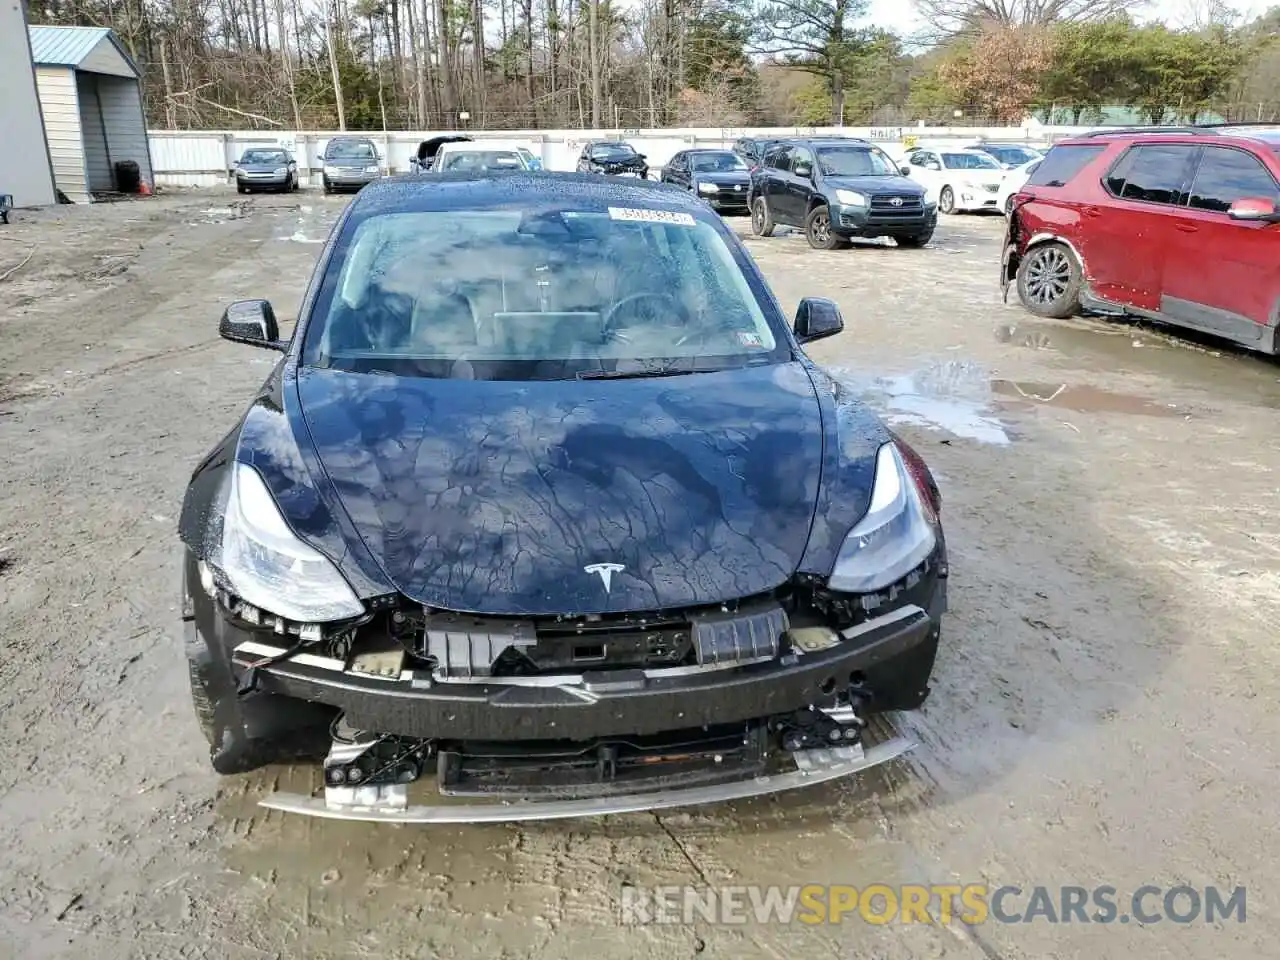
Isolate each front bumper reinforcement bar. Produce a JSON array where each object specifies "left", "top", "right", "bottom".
[{"left": 257, "top": 736, "right": 915, "bottom": 823}]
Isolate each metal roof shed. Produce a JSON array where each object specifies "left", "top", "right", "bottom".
[{"left": 28, "top": 25, "right": 154, "bottom": 203}]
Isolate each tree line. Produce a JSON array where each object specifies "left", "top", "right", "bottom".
[{"left": 22, "top": 0, "right": 1280, "bottom": 130}]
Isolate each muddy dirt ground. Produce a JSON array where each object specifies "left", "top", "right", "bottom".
[{"left": 1, "top": 189, "right": 1277, "bottom": 959}]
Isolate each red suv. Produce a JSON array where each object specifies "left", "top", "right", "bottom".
[{"left": 1001, "top": 126, "right": 1280, "bottom": 355}]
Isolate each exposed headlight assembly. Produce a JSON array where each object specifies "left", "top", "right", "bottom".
[
  {"left": 219, "top": 462, "right": 364, "bottom": 622},
  {"left": 834, "top": 189, "right": 867, "bottom": 206},
  {"left": 829, "top": 442, "right": 938, "bottom": 593}
]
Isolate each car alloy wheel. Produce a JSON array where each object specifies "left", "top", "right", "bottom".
[
  {"left": 811, "top": 211, "right": 831, "bottom": 245},
  {"left": 751, "top": 197, "right": 774, "bottom": 237},
  {"left": 1022, "top": 245, "right": 1072, "bottom": 306},
  {"left": 939, "top": 186, "right": 955, "bottom": 214}
]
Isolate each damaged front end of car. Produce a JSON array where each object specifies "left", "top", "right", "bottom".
[{"left": 179, "top": 386, "right": 947, "bottom": 822}]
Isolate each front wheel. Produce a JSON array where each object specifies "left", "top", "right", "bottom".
[
  {"left": 939, "top": 186, "right": 956, "bottom": 215},
  {"left": 1016, "top": 241, "right": 1082, "bottom": 318},
  {"left": 751, "top": 197, "right": 775, "bottom": 237},
  {"left": 804, "top": 205, "right": 847, "bottom": 250},
  {"left": 322, "top": 177, "right": 333, "bottom": 196},
  {"left": 236, "top": 182, "right": 247, "bottom": 195}
]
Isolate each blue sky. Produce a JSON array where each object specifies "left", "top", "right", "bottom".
[{"left": 865, "top": 0, "right": 1276, "bottom": 36}]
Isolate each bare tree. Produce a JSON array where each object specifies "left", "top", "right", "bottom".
[{"left": 912, "top": 0, "right": 1149, "bottom": 35}]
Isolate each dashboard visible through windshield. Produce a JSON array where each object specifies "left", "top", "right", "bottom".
[{"left": 303, "top": 206, "right": 787, "bottom": 380}]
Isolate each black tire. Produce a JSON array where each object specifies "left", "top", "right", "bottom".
[
  {"left": 804, "top": 205, "right": 847, "bottom": 250},
  {"left": 896, "top": 226, "right": 934, "bottom": 248},
  {"left": 1016, "top": 241, "right": 1082, "bottom": 318},
  {"left": 322, "top": 177, "right": 333, "bottom": 196},
  {"left": 750, "top": 197, "right": 775, "bottom": 237},
  {"left": 939, "top": 186, "right": 956, "bottom": 215},
  {"left": 236, "top": 182, "right": 247, "bottom": 195},
  {"left": 1004, "top": 194, "right": 1015, "bottom": 218}
]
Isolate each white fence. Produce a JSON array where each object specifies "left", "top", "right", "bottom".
[{"left": 145, "top": 124, "right": 1097, "bottom": 188}]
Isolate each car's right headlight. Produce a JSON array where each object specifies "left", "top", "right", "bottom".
[
  {"left": 829, "top": 442, "right": 937, "bottom": 593},
  {"left": 697, "top": 181, "right": 719, "bottom": 195},
  {"left": 274, "top": 166, "right": 288, "bottom": 174},
  {"left": 219, "top": 462, "right": 364, "bottom": 622},
  {"left": 834, "top": 189, "right": 867, "bottom": 206}
]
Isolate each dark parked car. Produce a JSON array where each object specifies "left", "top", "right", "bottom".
[
  {"left": 321, "top": 137, "right": 382, "bottom": 194},
  {"left": 1002, "top": 126, "right": 1280, "bottom": 355},
  {"left": 411, "top": 135, "right": 472, "bottom": 173},
  {"left": 234, "top": 148, "right": 298, "bottom": 193},
  {"left": 576, "top": 140, "right": 648, "bottom": 178},
  {"left": 733, "top": 136, "right": 783, "bottom": 169},
  {"left": 661, "top": 148, "right": 751, "bottom": 213},
  {"left": 751, "top": 138, "right": 936, "bottom": 249},
  {"left": 965, "top": 141, "right": 1044, "bottom": 170},
  {"left": 180, "top": 171, "right": 948, "bottom": 822}
]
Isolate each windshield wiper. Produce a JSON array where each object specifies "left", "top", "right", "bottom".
[{"left": 577, "top": 365, "right": 699, "bottom": 381}]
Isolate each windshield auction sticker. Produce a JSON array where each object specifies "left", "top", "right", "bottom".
[{"left": 608, "top": 207, "right": 696, "bottom": 226}]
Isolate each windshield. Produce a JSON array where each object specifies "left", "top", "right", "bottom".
[
  {"left": 691, "top": 152, "right": 748, "bottom": 172},
  {"left": 440, "top": 150, "right": 524, "bottom": 172},
  {"left": 982, "top": 145, "right": 1041, "bottom": 166},
  {"left": 302, "top": 206, "right": 785, "bottom": 380},
  {"left": 942, "top": 152, "right": 1001, "bottom": 171},
  {"left": 327, "top": 140, "right": 376, "bottom": 160},
  {"left": 241, "top": 149, "right": 288, "bottom": 164},
  {"left": 816, "top": 146, "right": 899, "bottom": 177},
  {"left": 591, "top": 144, "right": 637, "bottom": 159}
]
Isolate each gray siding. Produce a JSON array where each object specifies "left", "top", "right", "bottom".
[
  {"left": 96, "top": 75, "right": 153, "bottom": 186},
  {"left": 0, "top": 5, "right": 57, "bottom": 206},
  {"left": 77, "top": 73, "right": 113, "bottom": 191},
  {"left": 77, "top": 36, "right": 136, "bottom": 78},
  {"left": 35, "top": 66, "right": 87, "bottom": 202}
]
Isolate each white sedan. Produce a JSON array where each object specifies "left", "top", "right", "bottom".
[
  {"left": 900, "top": 147, "right": 1005, "bottom": 214},
  {"left": 997, "top": 157, "right": 1042, "bottom": 218}
]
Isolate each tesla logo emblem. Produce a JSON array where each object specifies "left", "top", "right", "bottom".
[
  {"left": 584, "top": 563, "right": 625, "bottom": 592},
  {"left": 890, "top": 197, "right": 904, "bottom": 206}
]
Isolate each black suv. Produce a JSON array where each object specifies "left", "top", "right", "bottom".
[{"left": 750, "top": 138, "right": 936, "bottom": 249}]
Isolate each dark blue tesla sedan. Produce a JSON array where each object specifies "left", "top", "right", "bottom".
[{"left": 178, "top": 172, "right": 948, "bottom": 822}]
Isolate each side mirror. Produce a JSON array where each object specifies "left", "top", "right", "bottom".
[
  {"left": 793, "top": 297, "right": 844, "bottom": 345},
  {"left": 220, "top": 299, "right": 284, "bottom": 350},
  {"left": 1228, "top": 196, "right": 1280, "bottom": 222},
  {"left": 793, "top": 162, "right": 813, "bottom": 178},
  {"left": 899, "top": 165, "right": 911, "bottom": 176}
]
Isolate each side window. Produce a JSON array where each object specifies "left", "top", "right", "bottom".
[
  {"left": 669, "top": 153, "right": 684, "bottom": 172},
  {"left": 1027, "top": 144, "right": 1105, "bottom": 187},
  {"left": 1188, "top": 146, "right": 1280, "bottom": 213},
  {"left": 1106, "top": 144, "right": 1197, "bottom": 205},
  {"left": 908, "top": 151, "right": 927, "bottom": 167},
  {"left": 791, "top": 147, "right": 814, "bottom": 173},
  {"left": 770, "top": 147, "right": 792, "bottom": 173}
]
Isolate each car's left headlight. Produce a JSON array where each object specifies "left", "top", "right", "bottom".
[
  {"left": 834, "top": 189, "right": 867, "bottom": 206},
  {"left": 219, "top": 462, "right": 365, "bottom": 622},
  {"left": 697, "top": 181, "right": 718, "bottom": 195},
  {"left": 829, "top": 442, "right": 937, "bottom": 593}
]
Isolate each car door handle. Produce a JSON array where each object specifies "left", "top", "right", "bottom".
[
  {"left": 1175, "top": 222, "right": 1198, "bottom": 233},
  {"left": 1082, "top": 206, "right": 1102, "bottom": 218}
]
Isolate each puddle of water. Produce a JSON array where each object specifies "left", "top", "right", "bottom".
[
  {"left": 991, "top": 380, "right": 1182, "bottom": 418},
  {"left": 829, "top": 360, "right": 1013, "bottom": 446}
]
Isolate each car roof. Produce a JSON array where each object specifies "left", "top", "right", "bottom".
[
  {"left": 352, "top": 170, "right": 705, "bottom": 213},
  {"left": 1056, "top": 125, "right": 1280, "bottom": 148}
]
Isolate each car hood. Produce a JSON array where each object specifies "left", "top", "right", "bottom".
[
  {"left": 594, "top": 155, "right": 645, "bottom": 170},
  {"left": 294, "top": 362, "right": 824, "bottom": 615},
  {"left": 952, "top": 171, "right": 1002, "bottom": 187},
  {"left": 823, "top": 175, "right": 924, "bottom": 196}
]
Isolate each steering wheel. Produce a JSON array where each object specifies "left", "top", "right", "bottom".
[{"left": 604, "top": 292, "right": 685, "bottom": 340}]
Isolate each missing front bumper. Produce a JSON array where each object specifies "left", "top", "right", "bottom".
[{"left": 258, "top": 734, "right": 916, "bottom": 823}]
